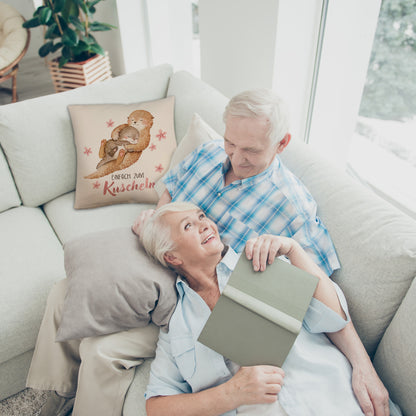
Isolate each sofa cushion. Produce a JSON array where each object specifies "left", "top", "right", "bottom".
[
  {"left": 57, "top": 228, "right": 177, "bottom": 341},
  {"left": 166, "top": 70, "right": 228, "bottom": 144},
  {"left": 43, "top": 191, "right": 154, "bottom": 244},
  {"left": 0, "top": 206, "right": 65, "bottom": 364},
  {"left": 0, "top": 64, "right": 173, "bottom": 207},
  {"left": 280, "top": 141, "right": 416, "bottom": 357},
  {"left": 123, "top": 358, "right": 153, "bottom": 416},
  {"left": 0, "top": 145, "right": 20, "bottom": 212},
  {"left": 373, "top": 277, "right": 416, "bottom": 416},
  {"left": 69, "top": 97, "right": 176, "bottom": 209}
]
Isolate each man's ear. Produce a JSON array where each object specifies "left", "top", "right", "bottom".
[
  {"left": 276, "top": 133, "right": 291, "bottom": 154},
  {"left": 164, "top": 252, "right": 183, "bottom": 266}
]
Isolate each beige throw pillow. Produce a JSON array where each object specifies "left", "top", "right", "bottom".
[{"left": 69, "top": 97, "right": 176, "bottom": 209}]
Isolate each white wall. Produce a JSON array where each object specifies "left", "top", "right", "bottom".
[
  {"left": 199, "top": 0, "right": 280, "bottom": 98},
  {"left": 146, "top": 0, "right": 194, "bottom": 72}
]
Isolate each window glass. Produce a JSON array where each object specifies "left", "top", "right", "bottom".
[{"left": 348, "top": 0, "right": 416, "bottom": 218}]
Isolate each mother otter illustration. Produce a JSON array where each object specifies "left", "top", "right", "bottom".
[{"left": 85, "top": 109, "right": 154, "bottom": 179}]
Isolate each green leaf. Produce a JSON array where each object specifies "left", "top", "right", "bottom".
[
  {"left": 61, "top": 45, "right": 72, "bottom": 59},
  {"left": 89, "top": 43, "right": 105, "bottom": 56},
  {"left": 44, "top": 23, "right": 59, "bottom": 39},
  {"left": 62, "top": 0, "right": 79, "bottom": 21},
  {"left": 22, "top": 17, "right": 41, "bottom": 28},
  {"left": 89, "top": 22, "right": 115, "bottom": 31},
  {"left": 69, "top": 15, "right": 85, "bottom": 32},
  {"left": 59, "top": 55, "right": 69, "bottom": 67},
  {"left": 51, "top": 42, "right": 63, "bottom": 53},
  {"left": 62, "top": 28, "right": 79, "bottom": 46},
  {"left": 38, "top": 41, "right": 53, "bottom": 57},
  {"left": 53, "top": 0, "right": 65, "bottom": 13},
  {"left": 76, "top": 40, "right": 90, "bottom": 52},
  {"left": 39, "top": 7, "right": 52, "bottom": 24},
  {"left": 74, "top": 0, "right": 88, "bottom": 14}
]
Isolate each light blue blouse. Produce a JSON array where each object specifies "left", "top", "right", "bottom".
[{"left": 145, "top": 248, "right": 398, "bottom": 415}]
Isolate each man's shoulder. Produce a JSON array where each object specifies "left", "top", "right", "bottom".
[
  {"left": 198, "top": 139, "right": 224, "bottom": 153},
  {"left": 191, "top": 139, "right": 225, "bottom": 164},
  {"left": 268, "top": 158, "right": 316, "bottom": 210}
]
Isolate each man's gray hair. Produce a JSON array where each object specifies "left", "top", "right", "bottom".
[
  {"left": 140, "top": 201, "right": 200, "bottom": 267},
  {"left": 223, "top": 89, "right": 290, "bottom": 146}
]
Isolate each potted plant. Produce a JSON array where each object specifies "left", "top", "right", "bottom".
[{"left": 23, "top": 0, "right": 116, "bottom": 92}]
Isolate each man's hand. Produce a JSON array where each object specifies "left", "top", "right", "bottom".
[
  {"left": 132, "top": 209, "right": 155, "bottom": 236},
  {"left": 352, "top": 364, "right": 390, "bottom": 416},
  {"left": 225, "top": 365, "right": 284, "bottom": 408},
  {"left": 245, "top": 235, "right": 296, "bottom": 271}
]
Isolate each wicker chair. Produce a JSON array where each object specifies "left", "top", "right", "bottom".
[{"left": 0, "top": 2, "right": 30, "bottom": 103}]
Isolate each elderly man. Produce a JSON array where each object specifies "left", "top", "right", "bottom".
[
  {"left": 28, "top": 89, "right": 388, "bottom": 416},
  {"left": 133, "top": 89, "right": 389, "bottom": 415}
]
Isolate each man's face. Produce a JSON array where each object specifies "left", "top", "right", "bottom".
[{"left": 224, "top": 116, "right": 279, "bottom": 179}]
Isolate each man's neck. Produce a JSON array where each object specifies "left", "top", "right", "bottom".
[{"left": 224, "top": 168, "right": 239, "bottom": 187}]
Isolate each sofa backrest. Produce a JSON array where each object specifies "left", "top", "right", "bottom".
[
  {"left": 281, "top": 140, "right": 416, "bottom": 413},
  {"left": 0, "top": 144, "right": 21, "bottom": 212},
  {"left": 281, "top": 141, "right": 416, "bottom": 355},
  {"left": 0, "top": 64, "right": 173, "bottom": 207},
  {"left": 166, "top": 70, "right": 229, "bottom": 143}
]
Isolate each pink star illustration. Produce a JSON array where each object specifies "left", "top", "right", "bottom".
[
  {"left": 93, "top": 181, "right": 100, "bottom": 189},
  {"left": 84, "top": 147, "right": 92, "bottom": 156},
  {"left": 106, "top": 119, "right": 115, "bottom": 128},
  {"left": 149, "top": 143, "right": 157, "bottom": 151},
  {"left": 156, "top": 129, "right": 167, "bottom": 140},
  {"left": 155, "top": 164, "right": 164, "bottom": 173}
]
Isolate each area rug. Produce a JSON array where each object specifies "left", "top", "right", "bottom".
[{"left": 0, "top": 388, "right": 48, "bottom": 416}]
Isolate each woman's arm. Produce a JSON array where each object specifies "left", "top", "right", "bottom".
[{"left": 147, "top": 365, "right": 284, "bottom": 416}]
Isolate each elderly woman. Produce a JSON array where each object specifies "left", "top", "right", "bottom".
[{"left": 140, "top": 202, "right": 400, "bottom": 416}]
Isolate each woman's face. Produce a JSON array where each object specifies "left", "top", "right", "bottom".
[{"left": 162, "top": 209, "right": 224, "bottom": 266}]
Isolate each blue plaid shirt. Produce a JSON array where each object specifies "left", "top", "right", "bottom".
[{"left": 163, "top": 140, "right": 340, "bottom": 275}]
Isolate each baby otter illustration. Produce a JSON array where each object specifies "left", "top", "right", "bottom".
[
  {"left": 96, "top": 125, "right": 142, "bottom": 169},
  {"left": 85, "top": 110, "right": 154, "bottom": 179}
]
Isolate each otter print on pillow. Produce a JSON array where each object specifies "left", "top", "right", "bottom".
[{"left": 68, "top": 97, "right": 176, "bottom": 209}]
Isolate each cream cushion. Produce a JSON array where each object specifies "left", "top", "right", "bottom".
[{"left": 0, "top": 3, "right": 28, "bottom": 69}]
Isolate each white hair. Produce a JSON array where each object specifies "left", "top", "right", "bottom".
[
  {"left": 223, "top": 89, "right": 290, "bottom": 145},
  {"left": 140, "top": 202, "right": 200, "bottom": 267}
]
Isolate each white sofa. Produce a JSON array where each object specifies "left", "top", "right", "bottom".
[{"left": 0, "top": 64, "right": 415, "bottom": 416}]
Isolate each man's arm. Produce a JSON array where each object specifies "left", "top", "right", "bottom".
[
  {"left": 245, "top": 235, "right": 390, "bottom": 416},
  {"left": 327, "top": 324, "right": 390, "bottom": 416}
]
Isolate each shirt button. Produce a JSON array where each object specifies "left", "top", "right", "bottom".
[{"left": 217, "top": 192, "right": 222, "bottom": 197}]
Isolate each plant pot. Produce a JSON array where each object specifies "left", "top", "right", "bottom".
[{"left": 47, "top": 52, "right": 112, "bottom": 93}]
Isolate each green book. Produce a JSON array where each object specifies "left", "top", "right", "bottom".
[{"left": 198, "top": 255, "right": 319, "bottom": 367}]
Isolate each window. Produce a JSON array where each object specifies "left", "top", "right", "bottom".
[{"left": 347, "top": 0, "right": 416, "bottom": 218}]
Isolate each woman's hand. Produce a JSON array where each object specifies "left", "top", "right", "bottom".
[
  {"left": 225, "top": 365, "right": 284, "bottom": 407},
  {"left": 132, "top": 209, "right": 155, "bottom": 236},
  {"left": 245, "top": 235, "right": 297, "bottom": 271}
]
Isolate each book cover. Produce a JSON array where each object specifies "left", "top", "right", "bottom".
[{"left": 198, "top": 255, "right": 319, "bottom": 367}]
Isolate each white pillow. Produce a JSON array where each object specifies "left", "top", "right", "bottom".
[{"left": 155, "top": 113, "right": 223, "bottom": 196}]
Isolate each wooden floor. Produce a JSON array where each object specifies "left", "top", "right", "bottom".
[{"left": 0, "top": 56, "right": 56, "bottom": 106}]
